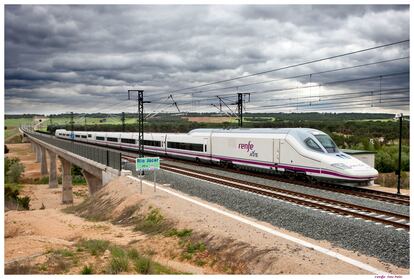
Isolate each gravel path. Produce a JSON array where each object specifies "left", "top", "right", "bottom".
[
  {"left": 125, "top": 163, "right": 409, "bottom": 268},
  {"left": 162, "top": 160, "right": 410, "bottom": 216}
]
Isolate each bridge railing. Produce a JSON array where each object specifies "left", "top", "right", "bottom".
[{"left": 24, "top": 129, "right": 121, "bottom": 171}]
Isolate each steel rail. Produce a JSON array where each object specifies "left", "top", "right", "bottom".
[
  {"left": 160, "top": 157, "right": 410, "bottom": 206},
  {"left": 158, "top": 163, "right": 409, "bottom": 231}
]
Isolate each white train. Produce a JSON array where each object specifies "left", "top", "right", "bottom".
[{"left": 55, "top": 128, "right": 378, "bottom": 185}]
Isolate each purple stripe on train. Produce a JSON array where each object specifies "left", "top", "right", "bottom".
[{"left": 80, "top": 138, "right": 374, "bottom": 180}]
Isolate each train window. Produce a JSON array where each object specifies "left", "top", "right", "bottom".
[
  {"left": 305, "top": 138, "right": 323, "bottom": 152},
  {"left": 314, "top": 135, "right": 338, "bottom": 153},
  {"left": 167, "top": 141, "right": 204, "bottom": 152},
  {"left": 142, "top": 140, "right": 161, "bottom": 147},
  {"left": 107, "top": 137, "right": 118, "bottom": 142},
  {"left": 96, "top": 136, "right": 105, "bottom": 141},
  {"left": 81, "top": 135, "right": 87, "bottom": 138},
  {"left": 121, "top": 138, "right": 136, "bottom": 144},
  {"left": 75, "top": 135, "right": 80, "bottom": 138},
  {"left": 88, "top": 134, "right": 92, "bottom": 138}
]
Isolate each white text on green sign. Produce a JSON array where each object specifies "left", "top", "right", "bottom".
[{"left": 136, "top": 157, "right": 160, "bottom": 171}]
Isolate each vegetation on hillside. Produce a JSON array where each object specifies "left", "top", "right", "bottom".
[{"left": 5, "top": 157, "right": 30, "bottom": 210}]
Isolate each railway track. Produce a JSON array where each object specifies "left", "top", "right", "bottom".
[
  {"left": 160, "top": 157, "right": 409, "bottom": 206},
  {"left": 158, "top": 163, "right": 410, "bottom": 231}
]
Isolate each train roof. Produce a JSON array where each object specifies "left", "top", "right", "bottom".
[{"left": 188, "top": 128, "right": 323, "bottom": 135}]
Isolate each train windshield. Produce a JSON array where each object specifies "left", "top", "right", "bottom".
[{"left": 314, "top": 134, "right": 339, "bottom": 153}]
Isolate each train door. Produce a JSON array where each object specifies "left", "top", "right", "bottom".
[{"left": 274, "top": 139, "right": 280, "bottom": 163}]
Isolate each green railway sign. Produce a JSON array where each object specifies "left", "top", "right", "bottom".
[{"left": 136, "top": 157, "right": 160, "bottom": 171}]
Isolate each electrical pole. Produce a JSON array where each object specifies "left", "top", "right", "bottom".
[
  {"left": 121, "top": 112, "right": 125, "bottom": 132},
  {"left": 237, "top": 93, "right": 243, "bottom": 127},
  {"left": 237, "top": 93, "right": 250, "bottom": 127},
  {"left": 396, "top": 113, "right": 403, "bottom": 194},
  {"left": 70, "top": 112, "right": 74, "bottom": 132},
  {"left": 69, "top": 112, "right": 75, "bottom": 141},
  {"left": 128, "top": 90, "right": 150, "bottom": 158},
  {"left": 84, "top": 115, "right": 87, "bottom": 129}
]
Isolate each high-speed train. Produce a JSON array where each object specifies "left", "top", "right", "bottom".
[{"left": 55, "top": 128, "right": 378, "bottom": 185}]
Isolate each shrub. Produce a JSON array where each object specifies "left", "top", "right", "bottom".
[
  {"left": 5, "top": 184, "right": 20, "bottom": 201},
  {"left": 17, "top": 196, "right": 30, "bottom": 210},
  {"left": 134, "top": 257, "right": 151, "bottom": 274},
  {"left": 81, "top": 265, "right": 93, "bottom": 274},
  {"left": 51, "top": 248, "right": 74, "bottom": 258},
  {"left": 107, "top": 255, "right": 129, "bottom": 274},
  {"left": 5, "top": 158, "right": 25, "bottom": 183},
  {"left": 165, "top": 228, "right": 192, "bottom": 238},
  {"left": 186, "top": 242, "right": 206, "bottom": 254},
  {"left": 4, "top": 184, "right": 29, "bottom": 210},
  {"left": 73, "top": 175, "right": 86, "bottom": 185},
  {"left": 5, "top": 144, "right": 9, "bottom": 154},
  {"left": 71, "top": 165, "right": 83, "bottom": 176},
  {"left": 134, "top": 208, "right": 172, "bottom": 234},
  {"left": 77, "top": 239, "right": 110, "bottom": 256},
  {"left": 127, "top": 248, "right": 140, "bottom": 260},
  {"left": 110, "top": 246, "right": 126, "bottom": 258}
]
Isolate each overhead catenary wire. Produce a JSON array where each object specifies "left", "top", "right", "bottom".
[
  {"left": 146, "top": 56, "right": 409, "bottom": 102},
  {"left": 58, "top": 40, "right": 409, "bottom": 117},
  {"left": 144, "top": 71, "right": 409, "bottom": 110},
  {"left": 259, "top": 88, "right": 409, "bottom": 109},
  {"left": 145, "top": 39, "right": 409, "bottom": 98},
  {"left": 247, "top": 96, "right": 409, "bottom": 113}
]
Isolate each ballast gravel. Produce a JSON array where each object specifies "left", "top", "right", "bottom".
[
  {"left": 125, "top": 163, "right": 409, "bottom": 268},
  {"left": 162, "top": 160, "right": 410, "bottom": 216}
]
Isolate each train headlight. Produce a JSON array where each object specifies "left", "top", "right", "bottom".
[{"left": 331, "top": 163, "right": 351, "bottom": 170}]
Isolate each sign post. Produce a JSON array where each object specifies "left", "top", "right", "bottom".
[{"left": 135, "top": 157, "right": 160, "bottom": 193}]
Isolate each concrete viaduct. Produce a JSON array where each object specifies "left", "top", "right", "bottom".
[{"left": 20, "top": 128, "right": 130, "bottom": 204}]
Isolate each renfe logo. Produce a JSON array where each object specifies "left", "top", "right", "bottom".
[{"left": 238, "top": 141, "right": 254, "bottom": 152}]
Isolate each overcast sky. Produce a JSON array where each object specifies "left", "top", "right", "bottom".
[{"left": 5, "top": 5, "right": 410, "bottom": 115}]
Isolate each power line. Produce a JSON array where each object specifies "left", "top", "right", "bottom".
[
  {"left": 148, "top": 56, "right": 409, "bottom": 101},
  {"left": 241, "top": 71, "right": 409, "bottom": 96},
  {"left": 145, "top": 71, "right": 409, "bottom": 112},
  {"left": 146, "top": 39, "right": 409, "bottom": 97},
  {"left": 256, "top": 88, "right": 409, "bottom": 109},
  {"left": 247, "top": 96, "right": 409, "bottom": 113}
]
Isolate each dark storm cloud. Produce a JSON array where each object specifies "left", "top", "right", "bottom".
[{"left": 5, "top": 4, "right": 410, "bottom": 114}]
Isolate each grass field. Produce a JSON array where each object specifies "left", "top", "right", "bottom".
[
  {"left": 5, "top": 118, "right": 34, "bottom": 140},
  {"left": 5, "top": 116, "right": 137, "bottom": 139},
  {"left": 43, "top": 117, "right": 137, "bottom": 126}
]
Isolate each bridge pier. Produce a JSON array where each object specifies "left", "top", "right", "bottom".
[
  {"left": 59, "top": 157, "right": 73, "bottom": 204},
  {"left": 82, "top": 170, "right": 102, "bottom": 194},
  {"left": 47, "top": 150, "right": 58, "bottom": 188},
  {"left": 35, "top": 144, "right": 41, "bottom": 163},
  {"left": 21, "top": 135, "right": 29, "bottom": 143},
  {"left": 40, "top": 146, "right": 48, "bottom": 175}
]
